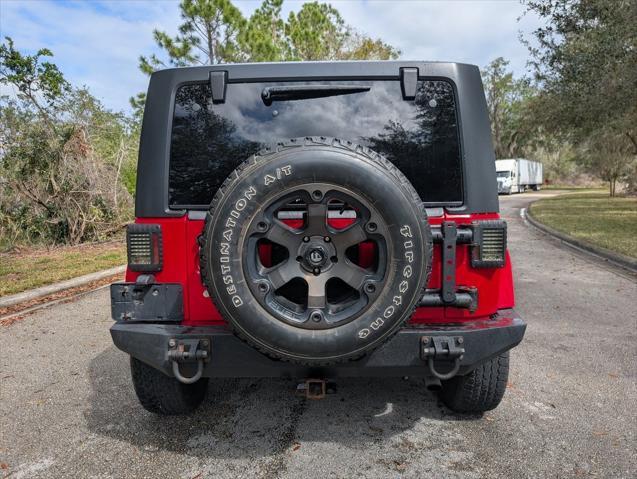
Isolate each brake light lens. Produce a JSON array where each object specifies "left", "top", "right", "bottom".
[
  {"left": 126, "top": 224, "right": 163, "bottom": 272},
  {"left": 471, "top": 220, "right": 507, "bottom": 268}
]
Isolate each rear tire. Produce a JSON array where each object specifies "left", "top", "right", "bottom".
[
  {"left": 440, "top": 352, "right": 509, "bottom": 413},
  {"left": 130, "top": 357, "right": 208, "bottom": 415}
]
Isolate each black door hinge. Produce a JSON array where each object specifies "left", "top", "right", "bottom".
[{"left": 441, "top": 222, "right": 457, "bottom": 304}]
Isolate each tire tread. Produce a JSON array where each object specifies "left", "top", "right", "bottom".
[
  {"left": 130, "top": 357, "right": 208, "bottom": 415},
  {"left": 440, "top": 352, "right": 510, "bottom": 413}
]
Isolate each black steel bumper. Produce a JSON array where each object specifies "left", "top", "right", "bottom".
[{"left": 110, "top": 310, "right": 525, "bottom": 379}]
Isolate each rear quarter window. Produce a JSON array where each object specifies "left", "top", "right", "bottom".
[{"left": 169, "top": 80, "right": 462, "bottom": 207}]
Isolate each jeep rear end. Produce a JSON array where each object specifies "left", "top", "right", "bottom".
[{"left": 111, "top": 61, "right": 525, "bottom": 415}]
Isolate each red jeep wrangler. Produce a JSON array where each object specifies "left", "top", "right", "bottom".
[{"left": 111, "top": 61, "right": 525, "bottom": 415}]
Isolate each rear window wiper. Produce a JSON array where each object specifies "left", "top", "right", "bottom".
[{"left": 261, "top": 85, "right": 371, "bottom": 106}]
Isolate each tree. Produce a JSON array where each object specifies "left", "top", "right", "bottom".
[
  {"left": 480, "top": 56, "right": 588, "bottom": 185},
  {"left": 1, "top": 38, "right": 135, "bottom": 246},
  {"left": 0, "top": 37, "right": 69, "bottom": 131},
  {"left": 239, "top": 0, "right": 288, "bottom": 62},
  {"left": 139, "top": 0, "right": 246, "bottom": 74},
  {"left": 338, "top": 34, "right": 400, "bottom": 61},
  {"left": 584, "top": 133, "right": 634, "bottom": 197},
  {"left": 285, "top": 2, "right": 399, "bottom": 61},
  {"left": 481, "top": 57, "right": 538, "bottom": 159},
  {"left": 285, "top": 2, "right": 346, "bottom": 60},
  {"left": 481, "top": 58, "right": 514, "bottom": 158},
  {"left": 133, "top": 0, "right": 400, "bottom": 113},
  {"left": 139, "top": 0, "right": 399, "bottom": 72},
  {"left": 523, "top": 0, "right": 637, "bottom": 194}
]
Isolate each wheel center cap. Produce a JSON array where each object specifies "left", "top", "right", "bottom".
[
  {"left": 306, "top": 247, "right": 326, "bottom": 266},
  {"left": 298, "top": 237, "right": 336, "bottom": 273}
]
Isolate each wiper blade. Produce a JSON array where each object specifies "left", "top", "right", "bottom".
[{"left": 261, "top": 84, "right": 370, "bottom": 106}]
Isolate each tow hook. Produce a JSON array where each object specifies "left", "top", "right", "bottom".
[
  {"left": 167, "top": 338, "right": 210, "bottom": 384},
  {"left": 421, "top": 336, "right": 465, "bottom": 380}
]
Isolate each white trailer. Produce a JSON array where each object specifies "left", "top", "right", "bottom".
[{"left": 495, "top": 159, "right": 543, "bottom": 194}]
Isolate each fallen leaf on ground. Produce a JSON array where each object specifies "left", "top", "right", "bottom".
[
  {"left": 0, "top": 272, "right": 123, "bottom": 322},
  {"left": 0, "top": 316, "right": 24, "bottom": 326}
]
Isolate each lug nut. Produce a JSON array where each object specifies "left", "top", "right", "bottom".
[
  {"left": 313, "top": 267, "right": 321, "bottom": 275},
  {"left": 303, "top": 236, "right": 310, "bottom": 243},
  {"left": 311, "top": 312, "right": 322, "bottom": 322},
  {"left": 324, "top": 236, "right": 331, "bottom": 242},
  {"left": 168, "top": 339, "right": 176, "bottom": 348},
  {"left": 366, "top": 222, "right": 378, "bottom": 233}
]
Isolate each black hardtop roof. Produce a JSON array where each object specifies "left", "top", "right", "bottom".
[
  {"left": 136, "top": 60, "right": 499, "bottom": 217},
  {"left": 151, "top": 60, "right": 480, "bottom": 83}
]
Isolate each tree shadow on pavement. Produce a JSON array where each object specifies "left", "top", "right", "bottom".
[{"left": 85, "top": 346, "right": 480, "bottom": 459}]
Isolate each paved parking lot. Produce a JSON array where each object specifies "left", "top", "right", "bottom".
[{"left": 1, "top": 192, "right": 636, "bottom": 478}]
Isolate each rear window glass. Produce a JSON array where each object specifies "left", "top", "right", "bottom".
[{"left": 169, "top": 80, "right": 462, "bottom": 207}]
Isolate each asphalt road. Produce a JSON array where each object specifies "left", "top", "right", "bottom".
[{"left": 1, "top": 192, "right": 636, "bottom": 479}]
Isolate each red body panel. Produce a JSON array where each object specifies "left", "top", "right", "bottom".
[{"left": 127, "top": 212, "right": 515, "bottom": 326}]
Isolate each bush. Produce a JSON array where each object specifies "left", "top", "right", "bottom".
[{"left": 0, "top": 38, "right": 137, "bottom": 248}]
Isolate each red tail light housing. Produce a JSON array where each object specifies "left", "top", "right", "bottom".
[
  {"left": 126, "top": 223, "right": 163, "bottom": 272},
  {"left": 471, "top": 220, "right": 507, "bottom": 268}
]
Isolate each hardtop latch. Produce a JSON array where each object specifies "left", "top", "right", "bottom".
[
  {"left": 400, "top": 67, "right": 419, "bottom": 100},
  {"left": 209, "top": 70, "right": 228, "bottom": 104},
  {"left": 421, "top": 336, "right": 465, "bottom": 380}
]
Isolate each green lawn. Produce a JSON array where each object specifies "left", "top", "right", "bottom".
[
  {"left": 542, "top": 185, "right": 604, "bottom": 191},
  {"left": 0, "top": 241, "right": 126, "bottom": 297},
  {"left": 529, "top": 192, "right": 637, "bottom": 259}
]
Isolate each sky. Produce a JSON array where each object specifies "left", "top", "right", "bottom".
[{"left": 0, "top": 0, "right": 542, "bottom": 113}]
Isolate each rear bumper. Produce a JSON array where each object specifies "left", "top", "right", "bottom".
[{"left": 110, "top": 310, "right": 526, "bottom": 378}]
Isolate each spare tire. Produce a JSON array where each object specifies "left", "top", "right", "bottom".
[{"left": 200, "top": 137, "right": 432, "bottom": 365}]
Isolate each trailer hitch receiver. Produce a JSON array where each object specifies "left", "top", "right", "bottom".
[{"left": 421, "top": 336, "right": 465, "bottom": 380}]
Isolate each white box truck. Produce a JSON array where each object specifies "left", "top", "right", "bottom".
[{"left": 496, "top": 159, "right": 543, "bottom": 194}]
